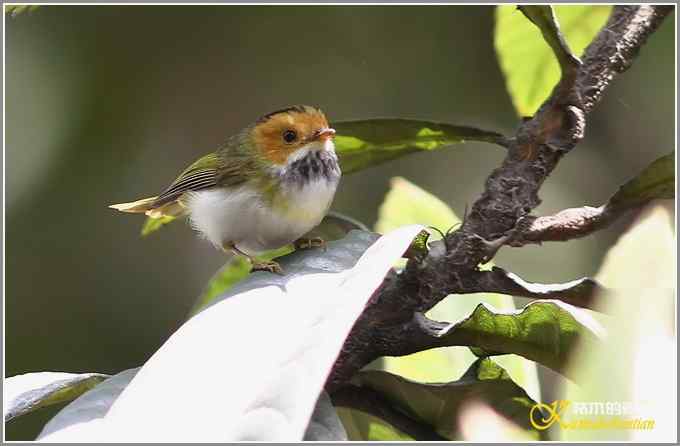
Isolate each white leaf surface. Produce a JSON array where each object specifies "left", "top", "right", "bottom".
[{"left": 39, "top": 226, "right": 422, "bottom": 442}]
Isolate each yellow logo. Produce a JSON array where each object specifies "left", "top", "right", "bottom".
[
  {"left": 529, "top": 400, "right": 655, "bottom": 431},
  {"left": 530, "top": 400, "right": 571, "bottom": 430}
]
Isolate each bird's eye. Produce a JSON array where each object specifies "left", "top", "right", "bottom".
[{"left": 282, "top": 129, "right": 297, "bottom": 143}]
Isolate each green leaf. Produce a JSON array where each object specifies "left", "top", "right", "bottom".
[
  {"left": 141, "top": 215, "right": 176, "bottom": 236},
  {"left": 608, "top": 152, "right": 675, "bottom": 209},
  {"left": 336, "top": 408, "right": 414, "bottom": 441},
  {"left": 375, "top": 178, "right": 541, "bottom": 400},
  {"left": 4, "top": 372, "right": 109, "bottom": 422},
  {"left": 188, "top": 212, "right": 369, "bottom": 316},
  {"left": 351, "top": 358, "right": 543, "bottom": 440},
  {"left": 432, "top": 300, "right": 604, "bottom": 376},
  {"left": 376, "top": 177, "right": 459, "bottom": 238},
  {"left": 334, "top": 119, "right": 505, "bottom": 174},
  {"left": 495, "top": 5, "right": 611, "bottom": 116}
]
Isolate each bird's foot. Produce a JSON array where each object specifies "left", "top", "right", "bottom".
[
  {"left": 294, "top": 237, "right": 326, "bottom": 251},
  {"left": 223, "top": 242, "right": 284, "bottom": 275},
  {"left": 251, "top": 260, "right": 284, "bottom": 275}
]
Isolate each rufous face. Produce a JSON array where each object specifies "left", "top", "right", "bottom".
[{"left": 252, "top": 105, "right": 335, "bottom": 165}]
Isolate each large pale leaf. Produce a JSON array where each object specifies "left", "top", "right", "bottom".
[
  {"left": 375, "top": 177, "right": 540, "bottom": 401},
  {"left": 608, "top": 152, "right": 675, "bottom": 209},
  {"left": 334, "top": 119, "right": 505, "bottom": 175},
  {"left": 40, "top": 370, "right": 347, "bottom": 442},
  {"left": 39, "top": 226, "right": 423, "bottom": 441},
  {"left": 351, "top": 358, "right": 543, "bottom": 440},
  {"left": 495, "top": 5, "right": 611, "bottom": 116},
  {"left": 560, "top": 203, "right": 675, "bottom": 441},
  {"left": 4, "top": 372, "right": 108, "bottom": 423}
]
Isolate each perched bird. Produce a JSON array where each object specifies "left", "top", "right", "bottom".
[{"left": 109, "top": 105, "right": 341, "bottom": 273}]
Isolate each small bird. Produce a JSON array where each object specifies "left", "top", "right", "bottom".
[{"left": 109, "top": 105, "right": 341, "bottom": 273}]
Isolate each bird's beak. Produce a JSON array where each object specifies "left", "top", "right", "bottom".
[{"left": 314, "top": 127, "right": 336, "bottom": 141}]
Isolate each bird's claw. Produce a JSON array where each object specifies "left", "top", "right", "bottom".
[
  {"left": 251, "top": 260, "right": 284, "bottom": 275},
  {"left": 294, "top": 237, "right": 327, "bottom": 251}
]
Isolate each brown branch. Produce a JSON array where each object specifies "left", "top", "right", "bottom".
[
  {"left": 508, "top": 203, "right": 640, "bottom": 246},
  {"left": 327, "top": 5, "right": 673, "bottom": 392}
]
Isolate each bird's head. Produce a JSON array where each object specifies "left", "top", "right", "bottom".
[{"left": 251, "top": 105, "right": 335, "bottom": 166}]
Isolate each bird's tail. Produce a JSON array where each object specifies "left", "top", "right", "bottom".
[
  {"left": 109, "top": 196, "right": 158, "bottom": 214},
  {"left": 109, "top": 197, "right": 187, "bottom": 219}
]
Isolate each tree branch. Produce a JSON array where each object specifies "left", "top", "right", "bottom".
[
  {"left": 327, "top": 5, "right": 672, "bottom": 391},
  {"left": 507, "top": 203, "right": 639, "bottom": 246}
]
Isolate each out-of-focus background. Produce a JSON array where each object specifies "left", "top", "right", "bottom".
[{"left": 4, "top": 6, "right": 675, "bottom": 440}]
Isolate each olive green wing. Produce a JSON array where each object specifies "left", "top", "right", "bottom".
[
  {"left": 152, "top": 152, "right": 224, "bottom": 207},
  {"left": 110, "top": 153, "right": 223, "bottom": 219}
]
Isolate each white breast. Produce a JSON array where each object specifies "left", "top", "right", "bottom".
[{"left": 186, "top": 177, "right": 338, "bottom": 256}]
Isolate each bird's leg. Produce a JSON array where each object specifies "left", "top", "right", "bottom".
[
  {"left": 222, "top": 242, "right": 283, "bottom": 275},
  {"left": 294, "top": 237, "right": 327, "bottom": 251}
]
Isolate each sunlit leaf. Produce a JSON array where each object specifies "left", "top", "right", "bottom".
[
  {"left": 4, "top": 372, "right": 109, "bottom": 423},
  {"left": 334, "top": 119, "right": 505, "bottom": 174},
  {"left": 376, "top": 177, "right": 458, "bottom": 238},
  {"left": 495, "top": 5, "right": 611, "bottom": 116},
  {"left": 435, "top": 301, "right": 605, "bottom": 376},
  {"left": 517, "top": 6, "right": 580, "bottom": 72}
]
